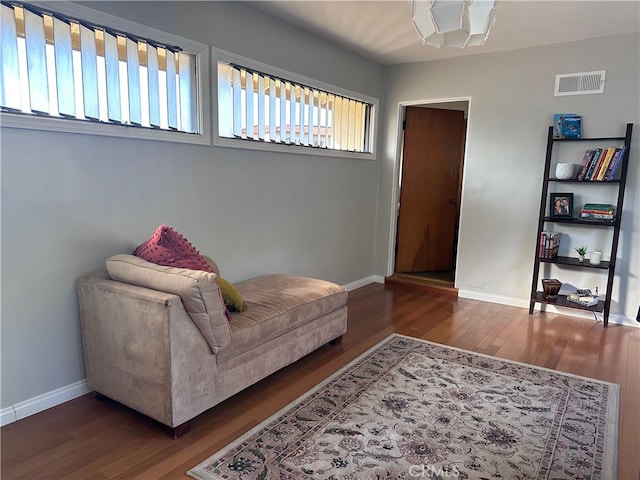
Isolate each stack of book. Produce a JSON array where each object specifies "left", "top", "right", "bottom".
[
  {"left": 580, "top": 203, "right": 615, "bottom": 222},
  {"left": 538, "top": 231, "right": 562, "bottom": 258},
  {"left": 567, "top": 288, "right": 599, "bottom": 307},
  {"left": 576, "top": 145, "right": 626, "bottom": 181}
]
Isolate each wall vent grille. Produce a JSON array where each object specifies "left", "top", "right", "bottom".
[{"left": 555, "top": 70, "right": 606, "bottom": 96}]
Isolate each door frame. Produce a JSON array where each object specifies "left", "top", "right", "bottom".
[{"left": 386, "top": 97, "right": 472, "bottom": 284}]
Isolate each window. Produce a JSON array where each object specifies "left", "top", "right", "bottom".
[
  {"left": 215, "top": 50, "right": 377, "bottom": 159},
  {"left": 1, "top": 1, "right": 209, "bottom": 144}
]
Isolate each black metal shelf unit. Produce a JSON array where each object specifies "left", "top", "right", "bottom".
[{"left": 529, "top": 123, "right": 633, "bottom": 326}]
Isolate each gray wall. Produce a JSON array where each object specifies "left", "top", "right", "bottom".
[
  {"left": 376, "top": 33, "right": 640, "bottom": 320},
  {"left": 1, "top": 2, "right": 384, "bottom": 408}
]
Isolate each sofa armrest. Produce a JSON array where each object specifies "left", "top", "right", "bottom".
[{"left": 77, "top": 272, "right": 219, "bottom": 427}]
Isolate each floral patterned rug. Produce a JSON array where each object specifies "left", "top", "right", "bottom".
[{"left": 188, "top": 334, "right": 619, "bottom": 480}]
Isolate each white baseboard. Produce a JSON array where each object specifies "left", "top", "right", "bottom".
[
  {"left": 458, "top": 289, "right": 529, "bottom": 308},
  {"left": 1, "top": 379, "right": 90, "bottom": 426},
  {"left": 458, "top": 289, "right": 639, "bottom": 328},
  {"left": 343, "top": 275, "right": 384, "bottom": 291},
  {"left": 1, "top": 407, "right": 17, "bottom": 426}
]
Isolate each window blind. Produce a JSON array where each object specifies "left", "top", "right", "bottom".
[
  {"left": 218, "top": 61, "right": 373, "bottom": 153},
  {"left": 0, "top": 2, "right": 198, "bottom": 134}
]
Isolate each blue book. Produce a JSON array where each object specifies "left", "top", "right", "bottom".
[
  {"left": 553, "top": 113, "right": 577, "bottom": 138},
  {"left": 561, "top": 116, "right": 581, "bottom": 138},
  {"left": 605, "top": 145, "right": 626, "bottom": 180}
]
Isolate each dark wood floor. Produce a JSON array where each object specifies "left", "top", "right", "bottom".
[{"left": 2, "top": 283, "right": 639, "bottom": 479}]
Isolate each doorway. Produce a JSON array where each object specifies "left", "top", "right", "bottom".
[{"left": 392, "top": 102, "right": 468, "bottom": 289}]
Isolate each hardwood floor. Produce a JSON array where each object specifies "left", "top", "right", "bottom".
[{"left": 2, "top": 283, "right": 639, "bottom": 479}]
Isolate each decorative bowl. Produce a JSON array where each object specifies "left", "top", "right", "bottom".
[
  {"left": 555, "top": 163, "right": 577, "bottom": 180},
  {"left": 541, "top": 279, "right": 562, "bottom": 300}
]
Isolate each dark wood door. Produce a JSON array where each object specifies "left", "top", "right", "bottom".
[{"left": 395, "top": 106, "right": 466, "bottom": 272}]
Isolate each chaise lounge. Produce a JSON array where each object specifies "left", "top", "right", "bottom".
[{"left": 77, "top": 253, "right": 348, "bottom": 437}]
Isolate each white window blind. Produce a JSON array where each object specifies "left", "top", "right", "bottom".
[
  {"left": 217, "top": 61, "right": 374, "bottom": 154},
  {"left": 1, "top": 2, "right": 199, "bottom": 134}
]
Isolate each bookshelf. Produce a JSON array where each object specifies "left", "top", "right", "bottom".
[{"left": 529, "top": 123, "right": 633, "bottom": 326}]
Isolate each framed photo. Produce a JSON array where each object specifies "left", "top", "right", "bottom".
[{"left": 550, "top": 193, "right": 574, "bottom": 218}]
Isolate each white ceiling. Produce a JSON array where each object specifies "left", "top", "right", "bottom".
[{"left": 248, "top": 1, "right": 640, "bottom": 65}]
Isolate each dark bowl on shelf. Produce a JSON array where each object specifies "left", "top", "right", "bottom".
[{"left": 541, "top": 279, "right": 562, "bottom": 300}]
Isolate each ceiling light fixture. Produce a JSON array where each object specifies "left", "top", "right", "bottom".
[{"left": 410, "top": 0, "right": 496, "bottom": 48}]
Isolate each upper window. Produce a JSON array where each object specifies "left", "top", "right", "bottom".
[
  {"left": 215, "top": 50, "right": 377, "bottom": 159},
  {"left": 0, "top": 2, "right": 209, "bottom": 144}
]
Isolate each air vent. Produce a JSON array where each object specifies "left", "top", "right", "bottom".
[{"left": 555, "top": 70, "right": 606, "bottom": 96}]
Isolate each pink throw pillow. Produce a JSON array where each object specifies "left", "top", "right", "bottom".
[{"left": 133, "top": 224, "right": 212, "bottom": 272}]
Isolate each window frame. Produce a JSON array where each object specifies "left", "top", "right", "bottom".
[
  {"left": 213, "top": 48, "right": 378, "bottom": 160},
  {"left": 1, "top": 1, "right": 211, "bottom": 146}
]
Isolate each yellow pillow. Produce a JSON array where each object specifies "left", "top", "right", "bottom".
[{"left": 216, "top": 277, "right": 247, "bottom": 312}]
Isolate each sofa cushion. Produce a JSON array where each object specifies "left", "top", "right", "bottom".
[
  {"left": 133, "top": 224, "right": 212, "bottom": 272},
  {"left": 105, "top": 254, "right": 231, "bottom": 353},
  {"left": 217, "top": 277, "right": 247, "bottom": 312},
  {"left": 216, "top": 274, "right": 347, "bottom": 363}
]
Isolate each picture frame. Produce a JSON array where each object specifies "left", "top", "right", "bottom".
[{"left": 550, "top": 193, "right": 574, "bottom": 218}]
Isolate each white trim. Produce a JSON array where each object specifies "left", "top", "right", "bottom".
[
  {"left": 342, "top": 275, "right": 384, "bottom": 292},
  {"left": 1, "top": 1, "right": 211, "bottom": 146},
  {"left": 2, "top": 380, "right": 90, "bottom": 426},
  {"left": 1, "top": 407, "right": 17, "bottom": 427},
  {"left": 458, "top": 289, "right": 529, "bottom": 308},
  {"left": 458, "top": 289, "right": 640, "bottom": 328},
  {"left": 212, "top": 48, "right": 378, "bottom": 160}
]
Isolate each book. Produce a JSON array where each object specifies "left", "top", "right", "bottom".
[
  {"left": 553, "top": 113, "right": 579, "bottom": 138},
  {"left": 561, "top": 115, "right": 581, "bottom": 138},
  {"left": 602, "top": 147, "right": 622, "bottom": 181},
  {"left": 582, "top": 203, "right": 615, "bottom": 213},
  {"left": 580, "top": 212, "right": 614, "bottom": 220},
  {"left": 576, "top": 150, "right": 595, "bottom": 181},
  {"left": 581, "top": 208, "right": 614, "bottom": 213},
  {"left": 580, "top": 203, "right": 615, "bottom": 222},
  {"left": 595, "top": 147, "right": 616, "bottom": 181},
  {"left": 567, "top": 288, "right": 599, "bottom": 306},
  {"left": 538, "top": 231, "right": 562, "bottom": 258},
  {"left": 567, "top": 294, "right": 599, "bottom": 307},
  {"left": 604, "top": 145, "right": 626, "bottom": 180},
  {"left": 553, "top": 113, "right": 575, "bottom": 138},
  {"left": 584, "top": 148, "right": 603, "bottom": 180}
]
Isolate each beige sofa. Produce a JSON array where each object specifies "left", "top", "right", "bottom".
[{"left": 77, "top": 254, "right": 347, "bottom": 437}]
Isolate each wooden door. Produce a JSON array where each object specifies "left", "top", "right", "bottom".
[{"left": 395, "top": 107, "right": 466, "bottom": 272}]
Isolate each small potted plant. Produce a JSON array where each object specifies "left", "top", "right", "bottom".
[{"left": 575, "top": 244, "right": 588, "bottom": 262}]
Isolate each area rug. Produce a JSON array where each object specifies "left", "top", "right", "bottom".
[{"left": 188, "top": 334, "right": 619, "bottom": 480}]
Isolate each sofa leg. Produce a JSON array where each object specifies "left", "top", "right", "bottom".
[
  {"left": 329, "top": 335, "right": 343, "bottom": 345},
  {"left": 165, "top": 420, "right": 191, "bottom": 439}
]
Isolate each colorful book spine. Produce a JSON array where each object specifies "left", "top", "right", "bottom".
[
  {"left": 602, "top": 148, "right": 622, "bottom": 180},
  {"left": 589, "top": 147, "right": 610, "bottom": 180},
  {"left": 604, "top": 145, "right": 626, "bottom": 180},
  {"left": 595, "top": 148, "right": 616, "bottom": 181},
  {"left": 580, "top": 212, "right": 614, "bottom": 220},
  {"left": 584, "top": 148, "right": 602, "bottom": 180},
  {"left": 538, "top": 231, "right": 562, "bottom": 258},
  {"left": 576, "top": 150, "right": 595, "bottom": 181},
  {"left": 582, "top": 203, "right": 615, "bottom": 211}
]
